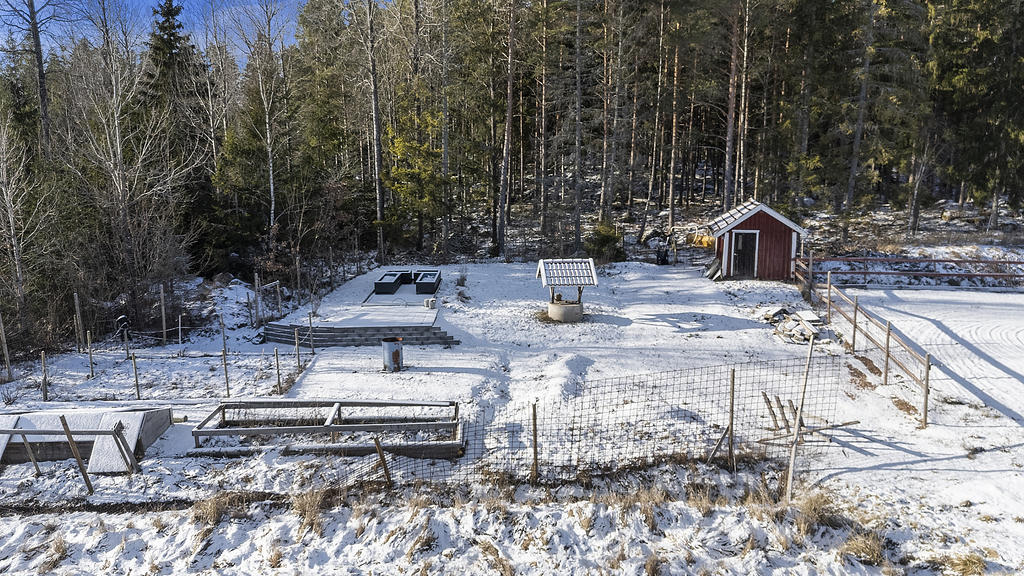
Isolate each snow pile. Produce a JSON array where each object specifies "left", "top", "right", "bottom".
[{"left": 1, "top": 263, "right": 1022, "bottom": 574}]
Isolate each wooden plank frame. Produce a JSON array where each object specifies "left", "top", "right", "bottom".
[{"left": 190, "top": 399, "right": 464, "bottom": 459}]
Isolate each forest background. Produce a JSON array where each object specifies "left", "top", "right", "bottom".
[{"left": 0, "top": 0, "right": 1021, "bottom": 348}]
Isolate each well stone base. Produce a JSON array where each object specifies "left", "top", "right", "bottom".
[{"left": 547, "top": 302, "right": 584, "bottom": 323}]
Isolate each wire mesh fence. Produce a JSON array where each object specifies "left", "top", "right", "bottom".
[{"left": 304, "top": 354, "right": 843, "bottom": 489}]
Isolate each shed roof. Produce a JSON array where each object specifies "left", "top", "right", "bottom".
[
  {"left": 536, "top": 258, "right": 599, "bottom": 287},
  {"left": 706, "top": 199, "right": 808, "bottom": 238}
]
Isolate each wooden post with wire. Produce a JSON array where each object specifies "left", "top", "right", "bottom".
[
  {"left": 308, "top": 312, "right": 316, "bottom": 355},
  {"left": 531, "top": 403, "right": 539, "bottom": 484},
  {"left": 883, "top": 321, "right": 892, "bottom": 386},
  {"left": 728, "top": 368, "right": 736, "bottom": 472},
  {"left": 219, "top": 311, "right": 228, "bottom": 355},
  {"left": 59, "top": 415, "right": 93, "bottom": 494},
  {"left": 160, "top": 285, "right": 167, "bottom": 346},
  {"left": 825, "top": 271, "right": 832, "bottom": 323},
  {"left": 850, "top": 296, "right": 859, "bottom": 351},
  {"left": 275, "top": 347, "right": 282, "bottom": 394},
  {"left": 784, "top": 335, "right": 816, "bottom": 505},
  {"left": 123, "top": 330, "right": 130, "bottom": 361},
  {"left": 329, "top": 247, "right": 336, "bottom": 290},
  {"left": 294, "top": 328, "right": 301, "bottom": 369},
  {"left": 222, "top": 347, "right": 231, "bottom": 398},
  {"left": 19, "top": 434, "right": 41, "bottom": 476},
  {"left": 131, "top": 353, "right": 141, "bottom": 400},
  {"left": 178, "top": 314, "right": 183, "bottom": 346},
  {"left": 74, "top": 292, "right": 84, "bottom": 352},
  {"left": 922, "top": 354, "right": 931, "bottom": 428},
  {"left": 373, "top": 437, "right": 393, "bottom": 488},
  {"left": 295, "top": 254, "right": 302, "bottom": 306},
  {"left": 40, "top": 351, "right": 48, "bottom": 401},
  {"left": 86, "top": 330, "right": 94, "bottom": 379},
  {"left": 254, "top": 272, "right": 262, "bottom": 328},
  {"left": 0, "top": 310, "right": 10, "bottom": 381}
]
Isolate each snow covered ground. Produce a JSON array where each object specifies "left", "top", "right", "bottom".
[{"left": 1, "top": 261, "right": 1022, "bottom": 574}]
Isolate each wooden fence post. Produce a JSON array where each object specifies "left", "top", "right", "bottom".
[
  {"left": 74, "top": 292, "right": 84, "bottom": 353},
  {"left": 87, "top": 330, "right": 94, "bottom": 379},
  {"left": 219, "top": 312, "right": 228, "bottom": 355},
  {"left": 40, "top": 351, "right": 48, "bottom": 402},
  {"left": 123, "top": 330, "right": 130, "bottom": 361},
  {"left": 373, "top": 437, "right": 393, "bottom": 488},
  {"left": 19, "top": 434, "right": 41, "bottom": 476},
  {"left": 308, "top": 312, "right": 316, "bottom": 355},
  {"left": 922, "top": 354, "right": 931, "bottom": 428},
  {"left": 531, "top": 403, "right": 539, "bottom": 484},
  {"left": 222, "top": 348, "right": 231, "bottom": 398},
  {"left": 761, "top": 391, "right": 780, "bottom": 430},
  {"left": 0, "top": 310, "right": 11, "bottom": 381},
  {"left": 254, "top": 272, "right": 262, "bottom": 328},
  {"left": 851, "top": 296, "right": 859, "bottom": 352},
  {"left": 131, "top": 353, "right": 141, "bottom": 400},
  {"left": 807, "top": 252, "right": 814, "bottom": 294},
  {"left": 275, "top": 347, "right": 282, "bottom": 394},
  {"left": 728, "top": 368, "right": 736, "bottom": 472},
  {"left": 883, "top": 321, "right": 892, "bottom": 387},
  {"left": 160, "top": 285, "right": 167, "bottom": 346},
  {"left": 59, "top": 415, "right": 94, "bottom": 494},
  {"left": 294, "top": 328, "right": 301, "bottom": 369},
  {"left": 295, "top": 254, "right": 302, "bottom": 306},
  {"left": 178, "top": 314, "right": 183, "bottom": 346},
  {"left": 826, "top": 272, "right": 832, "bottom": 323},
  {"left": 785, "top": 335, "right": 816, "bottom": 505},
  {"left": 329, "top": 247, "right": 336, "bottom": 290}
]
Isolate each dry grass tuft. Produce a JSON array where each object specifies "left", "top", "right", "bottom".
[
  {"left": 940, "top": 552, "right": 987, "bottom": 575},
  {"left": 841, "top": 529, "right": 885, "bottom": 566},
  {"left": 151, "top": 516, "right": 167, "bottom": 534},
  {"left": 478, "top": 539, "right": 515, "bottom": 576},
  {"left": 644, "top": 553, "right": 663, "bottom": 576},
  {"left": 406, "top": 521, "right": 438, "bottom": 560},
  {"left": 891, "top": 397, "right": 918, "bottom": 416},
  {"left": 579, "top": 506, "right": 595, "bottom": 534},
  {"left": 686, "top": 484, "right": 714, "bottom": 517},
  {"left": 191, "top": 493, "right": 243, "bottom": 527},
  {"left": 608, "top": 545, "right": 627, "bottom": 570},
  {"left": 267, "top": 545, "right": 283, "bottom": 568},
  {"left": 742, "top": 478, "right": 781, "bottom": 521},
  {"left": 794, "top": 491, "right": 844, "bottom": 535},
  {"left": 37, "top": 533, "right": 68, "bottom": 574},
  {"left": 292, "top": 488, "right": 328, "bottom": 538}
]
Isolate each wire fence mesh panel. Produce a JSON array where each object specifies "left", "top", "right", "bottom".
[{"left": 361, "top": 354, "right": 842, "bottom": 488}]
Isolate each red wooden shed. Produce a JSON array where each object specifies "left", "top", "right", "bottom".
[{"left": 706, "top": 200, "right": 806, "bottom": 280}]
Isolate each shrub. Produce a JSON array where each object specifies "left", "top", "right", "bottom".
[{"left": 586, "top": 222, "right": 626, "bottom": 263}]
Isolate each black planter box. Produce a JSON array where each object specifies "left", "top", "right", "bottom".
[
  {"left": 415, "top": 269, "right": 441, "bottom": 294},
  {"left": 374, "top": 272, "right": 402, "bottom": 294}
]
